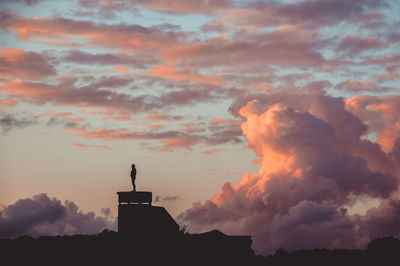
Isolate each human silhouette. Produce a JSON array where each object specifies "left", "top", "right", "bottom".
[{"left": 131, "top": 164, "right": 136, "bottom": 192}]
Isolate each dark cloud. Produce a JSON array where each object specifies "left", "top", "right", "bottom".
[
  {"left": 155, "top": 195, "right": 181, "bottom": 202},
  {"left": 101, "top": 207, "right": 111, "bottom": 217},
  {"left": 0, "top": 194, "right": 115, "bottom": 238},
  {"left": 0, "top": 113, "right": 38, "bottom": 133},
  {"left": 2, "top": 79, "right": 228, "bottom": 116}
]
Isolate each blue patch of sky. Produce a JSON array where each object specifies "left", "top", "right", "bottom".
[{"left": 385, "top": 0, "right": 400, "bottom": 21}]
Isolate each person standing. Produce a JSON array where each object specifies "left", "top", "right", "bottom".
[{"left": 131, "top": 164, "right": 136, "bottom": 192}]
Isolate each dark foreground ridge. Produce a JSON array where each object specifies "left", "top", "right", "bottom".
[{"left": 1, "top": 231, "right": 400, "bottom": 266}]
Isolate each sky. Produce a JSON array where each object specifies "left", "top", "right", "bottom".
[{"left": 0, "top": 0, "right": 400, "bottom": 254}]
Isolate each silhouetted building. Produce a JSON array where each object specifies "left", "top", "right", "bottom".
[{"left": 117, "top": 191, "right": 179, "bottom": 239}]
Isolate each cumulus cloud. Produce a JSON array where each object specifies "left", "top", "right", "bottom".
[
  {"left": 0, "top": 193, "right": 116, "bottom": 238},
  {"left": 178, "top": 89, "right": 400, "bottom": 254}
]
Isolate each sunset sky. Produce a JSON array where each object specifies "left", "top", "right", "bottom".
[{"left": 1, "top": 0, "right": 400, "bottom": 254}]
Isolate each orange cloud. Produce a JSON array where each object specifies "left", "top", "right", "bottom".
[
  {"left": 201, "top": 148, "right": 220, "bottom": 155},
  {"left": 346, "top": 95, "right": 400, "bottom": 152},
  {"left": 2, "top": 79, "right": 59, "bottom": 99},
  {"left": 0, "top": 99, "right": 18, "bottom": 110},
  {"left": 179, "top": 92, "right": 399, "bottom": 254},
  {"left": 115, "top": 65, "right": 129, "bottom": 73},
  {"left": 69, "top": 127, "right": 199, "bottom": 151},
  {"left": 1, "top": 11, "right": 185, "bottom": 51}
]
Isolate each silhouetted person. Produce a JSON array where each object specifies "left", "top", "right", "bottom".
[{"left": 131, "top": 164, "right": 136, "bottom": 192}]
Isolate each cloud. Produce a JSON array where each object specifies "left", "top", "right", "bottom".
[
  {"left": 345, "top": 94, "right": 400, "bottom": 151},
  {"left": 62, "top": 50, "right": 158, "bottom": 68},
  {"left": 201, "top": 148, "right": 221, "bottom": 155},
  {"left": 162, "top": 26, "right": 328, "bottom": 69},
  {"left": 373, "top": 71, "right": 400, "bottom": 82},
  {"left": 0, "top": 113, "right": 38, "bottom": 133},
  {"left": 154, "top": 195, "right": 181, "bottom": 202},
  {"left": 1, "top": 79, "right": 155, "bottom": 113},
  {"left": 0, "top": 48, "right": 56, "bottom": 80},
  {"left": 0, "top": 9, "right": 186, "bottom": 51},
  {"left": 146, "top": 64, "right": 221, "bottom": 85},
  {"left": 70, "top": 143, "right": 111, "bottom": 150},
  {"left": 337, "top": 34, "right": 388, "bottom": 54},
  {"left": 217, "top": 0, "right": 389, "bottom": 29},
  {"left": 1, "top": 79, "right": 227, "bottom": 115},
  {"left": 66, "top": 113, "right": 245, "bottom": 151},
  {"left": 335, "top": 80, "right": 389, "bottom": 93},
  {"left": 0, "top": 193, "right": 115, "bottom": 238},
  {"left": 89, "top": 0, "right": 388, "bottom": 28},
  {"left": 2, "top": 0, "right": 44, "bottom": 5},
  {"left": 69, "top": 127, "right": 201, "bottom": 151},
  {"left": 178, "top": 89, "right": 400, "bottom": 254},
  {"left": 80, "top": 0, "right": 231, "bottom": 15},
  {"left": 101, "top": 207, "right": 111, "bottom": 217},
  {"left": 0, "top": 98, "right": 18, "bottom": 111}
]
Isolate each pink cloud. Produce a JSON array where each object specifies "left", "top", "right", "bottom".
[
  {"left": 62, "top": 50, "right": 157, "bottom": 67},
  {"left": 337, "top": 34, "right": 389, "bottom": 53},
  {"left": 345, "top": 95, "right": 400, "bottom": 152},
  {"left": 180, "top": 122, "right": 206, "bottom": 133},
  {"left": 69, "top": 127, "right": 200, "bottom": 151},
  {"left": 146, "top": 113, "right": 182, "bottom": 122},
  {"left": 101, "top": 111, "right": 131, "bottom": 121},
  {"left": 1, "top": 79, "right": 151, "bottom": 113},
  {"left": 147, "top": 124, "right": 164, "bottom": 129},
  {"left": 335, "top": 80, "right": 389, "bottom": 93},
  {"left": 89, "top": 0, "right": 231, "bottom": 14},
  {"left": 146, "top": 64, "right": 221, "bottom": 85},
  {"left": 162, "top": 26, "right": 328, "bottom": 69},
  {"left": 373, "top": 72, "right": 400, "bottom": 82},
  {"left": 2, "top": 0, "right": 43, "bottom": 5},
  {"left": 68, "top": 116, "right": 84, "bottom": 122},
  {"left": 0, "top": 48, "right": 56, "bottom": 80},
  {"left": 1, "top": 79, "right": 227, "bottom": 115},
  {"left": 50, "top": 112, "right": 71, "bottom": 118},
  {"left": 0, "top": 98, "right": 18, "bottom": 111},
  {"left": 0, "top": 10, "right": 186, "bottom": 51},
  {"left": 371, "top": 54, "right": 400, "bottom": 65},
  {"left": 115, "top": 65, "right": 129, "bottom": 73},
  {"left": 70, "top": 143, "right": 111, "bottom": 150},
  {"left": 201, "top": 148, "right": 221, "bottom": 155},
  {"left": 178, "top": 90, "right": 399, "bottom": 254},
  {"left": 218, "top": 0, "right": 388, "bottom": 28},
  {"left": 71, "top": 143, "right": 88, "bottom": 148}
]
